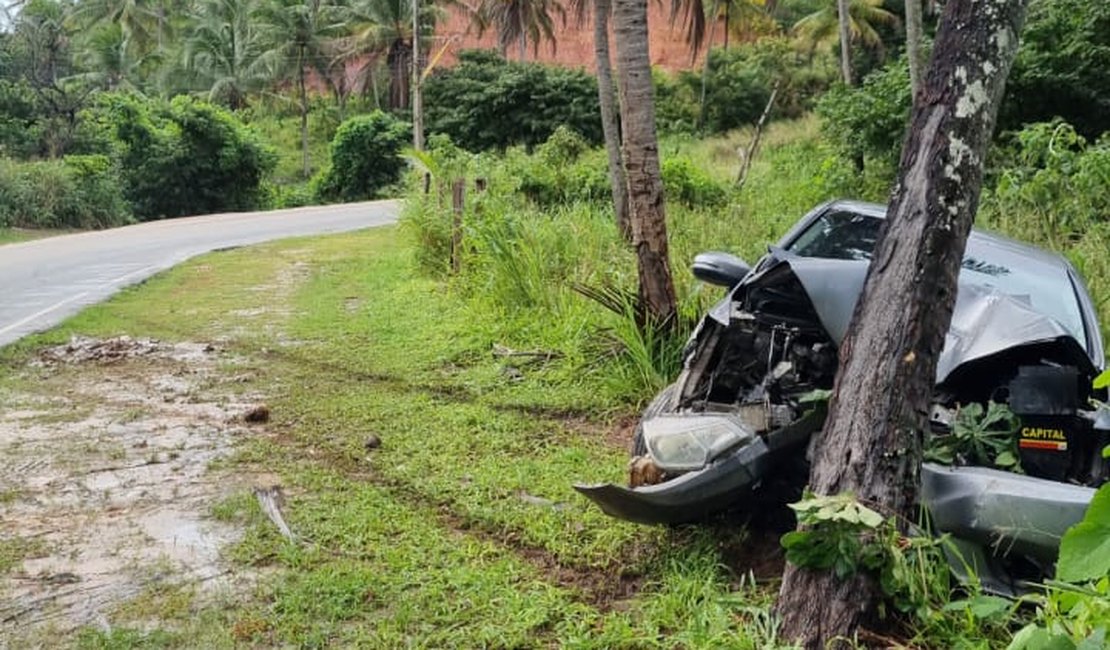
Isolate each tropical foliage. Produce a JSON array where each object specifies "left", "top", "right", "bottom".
[
  {"left": 422, "top": 50, "right": 603, "bottom": 151},
  {"left": 313, "top": 110, "right": 410, "bottom": 201}
]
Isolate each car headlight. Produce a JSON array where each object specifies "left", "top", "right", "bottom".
[{"left": 642, "top": 414, "right": 755, "bottom": 472}]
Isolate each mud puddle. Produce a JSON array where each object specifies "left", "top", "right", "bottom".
[{"left": 0, "top": 336, "right": 263, "bottom": 639}]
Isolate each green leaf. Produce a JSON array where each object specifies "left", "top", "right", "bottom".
[
  {"left": 856, "top": 506, "right": 884, "bottom": 528},
  {"left": 798, "top": 388, "right": 832, "bottom": 404},
  {"left": 995, "top": 451, "right": 1018, "bottom": 467},
  {"left": 1076, "top": 629, "right": 1107, "bottom": 650},
  {"left": 1057, "top": 484, "right": 1110, "bottom": 583},
  {"left": 1007, "top": 625, "right": 1076, "bottom": 650},
  {"left": 1093, "top": 369, "right": 1110, "bottom": 389},
  {"left": 943, "top": 594, "right": 1012, "bottom": 619}
]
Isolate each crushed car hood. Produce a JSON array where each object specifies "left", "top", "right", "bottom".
[{"left": 711, "top": 254, "right": 1094, "bottom": 384}]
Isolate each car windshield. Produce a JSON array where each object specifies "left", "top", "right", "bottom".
[{"left": 786, "top": 209, "right": 1088, "bottom": 349}]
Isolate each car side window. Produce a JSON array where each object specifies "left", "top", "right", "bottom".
[{"left": 786, "top": 210, "right": 882, "bottom": 261}]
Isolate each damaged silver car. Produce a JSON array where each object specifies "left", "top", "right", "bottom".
[{"left": 575, "top": 200, "right": 1110, "bottom": 594}]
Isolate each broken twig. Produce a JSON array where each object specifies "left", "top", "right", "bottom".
[{"left": 736, "top": 80, "right": 781, "bottom": 190}]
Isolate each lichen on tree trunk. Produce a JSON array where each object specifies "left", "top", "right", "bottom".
[{"left": 775, "top": 0, "right": 1030, "bottom": 646}]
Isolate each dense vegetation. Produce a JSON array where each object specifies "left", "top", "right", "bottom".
[{"left": 423, "top": 50, "right": 604, "bottom": 151}]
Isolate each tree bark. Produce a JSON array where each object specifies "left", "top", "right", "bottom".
[
  {"left": 412, "top": 0, "right": 424, "bottom": 151},
  {"left": 613, "top": 0, "right": 677, "bottom": 327},
  {"left": 775, "top": 0, "right": 1030, "bottom": 646},
  {"left": 836, "top": 0, "right": 853, "bottom": 85},
  {"left": 905, "top": 0, "right": 925, "bottom": 98},
  {"left": 298, "top": 46, "right": 309, "bottom": 179},
  {"left": 594, "top": 0, "right": 631, "bottom": 242},
  {"left": 388, "top": 40, "right": 411, "bottom": 110},
  {"left": 723, "top": 1, "right": 730, "bottom": 50},
  {"left": 697, "top": 19, "right": 717, "bottom": 133}
]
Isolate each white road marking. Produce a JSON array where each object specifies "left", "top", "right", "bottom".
[
  {"left": 0, "top": 265, "right": 159, "bottom": 338},
  {"left": 0, "top": 291, "right": 91, "bottom": 337}
]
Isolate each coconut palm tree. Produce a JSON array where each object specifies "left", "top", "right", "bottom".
[
  {"left": 792, "top": 0, "right": 899, "bottom": 66},
  {"left": 72, "top": 22, "right": 153, "bottom": 91},
  {"left": 67, "top": 0, "right": 168, "bottom": 57},
  {"left": 664, "top": 0, "right": 768, "bottom": 56},
  {"left": 254, "top": 0, "right": 346, "bottom": 177},
  {"left": 472, "top": 0, "right": 566, "bottom": 60},
  {"left": 183, "top": 0, "right": 269, "bottom": 109},
  {"left": 334, "top": 0, "right": 440, "bottom": 111}
]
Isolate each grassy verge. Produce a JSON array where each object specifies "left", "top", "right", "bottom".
[
  {"left": 0, "top": 227, "right": 76, "bottom": 245},
  {"left": 0, "top": 226, "right": 789, "bottom": 649}
]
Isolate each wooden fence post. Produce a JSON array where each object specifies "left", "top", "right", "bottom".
[{"left": 450, "top": 178, "right": 465, "bottom": 274}]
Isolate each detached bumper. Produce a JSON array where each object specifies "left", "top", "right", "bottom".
[
  {"left": 920, "top": 463, "right": 1095, "bottom": 563},
  {"left": 574, "top": 437, "right": 777, "bottom": 525}
]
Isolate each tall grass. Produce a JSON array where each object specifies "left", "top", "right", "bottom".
[{"left": 398, "top": 118, "right": 868, "bottom": 404}]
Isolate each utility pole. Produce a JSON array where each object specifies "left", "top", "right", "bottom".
[{"left": 412, "top": 0, "right": 424, "bottom": 151}]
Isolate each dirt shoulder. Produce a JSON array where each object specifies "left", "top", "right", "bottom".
[{"left": 0, "top": 336, "right": 263, "bottom": 639}]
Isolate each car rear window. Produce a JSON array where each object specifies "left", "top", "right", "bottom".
[{"left": 786, "top": 209, "right": 1088, "bottom": 349}]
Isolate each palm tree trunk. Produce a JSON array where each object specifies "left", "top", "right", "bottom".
[
  {"left": 594, "top": 0, "right": 631, "bottom": 242},
  {"left": 723, "top": 1, "right": 730, "bottom": 50},
  {"left": 412, "top": 0, "right": 424, "bottom": 151},
  {"left": 906, "top": 0, "right": 925, "bottom": 97},
  {"left": 613, "top": 0, "right": 677, "bottom": 327},
  {"left": 371, "top": 66, "right": 382, "bottom": 109},
  {"left": 698, "top": 17, "right": 718, "bottom": 133},
  {"left": 836, "top": 0, "right": 853, "bottom": 85},
  {"left": 298, "top": 47, "right": 309, "bottom": 179},
  {"left": 519, "top": 31, "right": 527, "bottom": 60}
]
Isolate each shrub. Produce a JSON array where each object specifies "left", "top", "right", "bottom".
[
  {"left": 980, "top": 121, "right": 1110, "bottom": 245},
  {"left": 423, "top": 50, "right": 602, "bottom": 152},
  {"left": 78, "top": 93, "right": 275, "bottom": 220},
  {"left": 653, "top": 69, "right": 700, "bottom": 136},
  {"left": 313, "top": 111, "right": 410, "bottom": 202},
  {"left": 654, "top": 39, "right": 837, "bottom": 136},
  {"left": 0, "top": 155, "right": 130, "bottom": 229},
  {"left": 702, "top": 39, "right": 835, "bottom": 134},
  {"left": 516, "top": 128, "right": 729, "bottom": 209},
  {"left": 816, "top": 57, "right": 912, "bottom": 173},
  {"left": 0, "top": 80, "right": 45, "bottom": 159},
  {"left": 661, "top": 156, "right": 728, "bottom": 207},
  {"left": 517, "top": 128, "right": 610, "bottom": 206},
  {"left": 1001, "top": 0, "right": 1110, "bottom": 139}
]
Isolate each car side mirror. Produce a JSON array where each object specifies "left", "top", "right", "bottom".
[{"left": 692, "top": 252, "right": 752, "bottom": 288}]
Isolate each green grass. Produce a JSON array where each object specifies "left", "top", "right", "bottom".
[
  {"left": 0, "top": 227, "right": 792, "bottom": 648},
  {"left": 0, "top": 534, "right": 47, "bottom": 574},
  {"left": 0, "top": 227, "right": 77, "bottom": 245}
]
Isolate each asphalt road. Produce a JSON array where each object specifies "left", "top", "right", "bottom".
[{"left": 0, "top": 200, "right": 400, "bottom": 348}]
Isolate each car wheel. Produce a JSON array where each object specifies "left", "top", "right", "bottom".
[{"left": 631, "top": 383, "right": 680, "bottom": 457}]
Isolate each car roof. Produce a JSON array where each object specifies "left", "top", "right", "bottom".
[{"left": 828, "top": 200, "right": 1074, "bottom": 275}]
